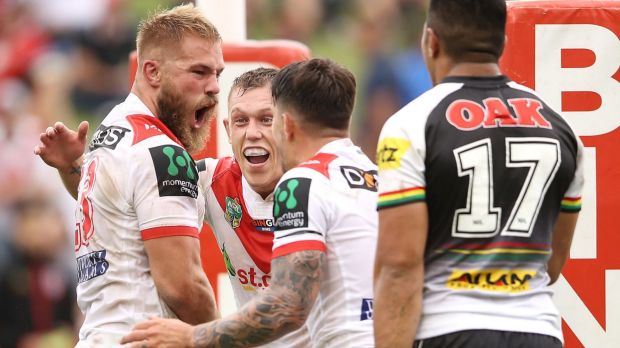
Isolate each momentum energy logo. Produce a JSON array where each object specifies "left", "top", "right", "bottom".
[
  {"left": 273, "top": 177, "right": 311, "bottom": 230},
  {"left": 150, "top": 145, "right": 198, "bottom": 198}
]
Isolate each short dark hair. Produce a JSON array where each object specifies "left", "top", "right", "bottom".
[
  {"left": 229, "top": 67, "right": 279, "bottom": 100},
  {"left": 271, "top": 58, "right": 356, "bottom": 131},
  {"left": 428, "top": 0, "right": 506, "bottom": 62}
]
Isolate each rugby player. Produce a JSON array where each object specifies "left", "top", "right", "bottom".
[{"left": 373, "top": 1, "right": 584, "bottom": 347}]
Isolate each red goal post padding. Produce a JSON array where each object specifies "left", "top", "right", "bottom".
[{"left": 501, "top": 2, "right": 620, "bottom": 347}]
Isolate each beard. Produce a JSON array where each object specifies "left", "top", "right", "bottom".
[{"left": 156, "top": 81, "right": 217, "bottom": 153}]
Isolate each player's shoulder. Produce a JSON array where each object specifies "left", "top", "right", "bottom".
[
  {"left": 274, "top": 155, "right": 332, "bottom": 200},
  {"left": 505, "top": 81, "right": 581, "bottom": 141},
  {"left": 386, "top": 82, "right": 463, "bottom": 125},
  {"left": 196, "top": 157, "right": 221, "bottom": 177},
  {"left": 291, "top": 152, "right": 339, "bottom": 180},
  {"left": 209, "top": 156, "right": 241, "bottom": 182},
  {"left": 96, "top": 93, "right": 183, "bottom": 151},
  {"left": 197, "top": 156, "right": 241, "bottom": 192},
  {"left": 383, "top": 82, "right": 463, "bottom": 134},
  {"left": 89, "top": 114, "right": 179, "bottom": 155}
]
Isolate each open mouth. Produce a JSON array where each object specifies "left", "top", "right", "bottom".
[
  {"left": 193, "top": 107, "right": 209, "bottom": 128},
  {"left": 243, "top": 147, "right": 270, "bottom": 164}
]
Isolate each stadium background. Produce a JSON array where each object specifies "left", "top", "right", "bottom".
[{"left": 0, "top": 0, "right": 617, "bottom": 347}]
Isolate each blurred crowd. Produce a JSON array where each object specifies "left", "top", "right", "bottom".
[{"left": 0, "top": 0, "right": 430, "bottom": 346}]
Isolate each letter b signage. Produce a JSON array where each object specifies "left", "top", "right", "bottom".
[{"left": 502, "top": 2, "right": 620, "bottom": 348}]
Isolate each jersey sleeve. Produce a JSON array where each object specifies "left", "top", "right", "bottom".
[
  {"left": 271, "top": 170, "right": 329, "bottom": 258},
  {"left": 560, "top": 136, "right": 585, "bottom": 212},
  {"left": 376, "top": 113, "right": 427, "bottom": 210},
  {"left": 130, "top": 143, "right": 201, "bottom": 240}
]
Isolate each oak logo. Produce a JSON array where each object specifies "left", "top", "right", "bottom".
[
  {"left": 340, "top": 166, "right": 378, "bottom": 191},
  {"left": 446, "top": 269, "right": 536, "bottom": 292},
  {"left": 446, "top": 98, "right": 552, "bottom": 131},
  {"left": 150, "top": 145, "right": 198, "bottom": 198},
  {"left": 89, "top": 124, "right": 130, "bottom": 150}
]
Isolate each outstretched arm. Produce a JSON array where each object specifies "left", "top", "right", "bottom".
[
  {"left": 121, "top": 250, "right": 324, "bottom": 348},
  {"left": 34, "top": 121, "right": 89, "bottom": 199}
]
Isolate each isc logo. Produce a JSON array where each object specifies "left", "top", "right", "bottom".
[{"left": 89, "top": 125, "right": 130, "bottom": 150}]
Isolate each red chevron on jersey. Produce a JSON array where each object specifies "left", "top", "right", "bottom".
[
  {"left": 126, "top": 114, "right": 183, "bottom": 146},
  {"left": 297, "top": 153, "right": 338, "bottom": 178},
  {"left": 210, "top": 157, "right": 272, "bottom": 274}
]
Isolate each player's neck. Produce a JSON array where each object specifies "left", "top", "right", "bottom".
[
  {"left": 445, "top": 62, "right": 502, "bottom": 79},
  {"left": 291, "top": 134, "right": 347, "bottom": 167},
  {"left": 131, "top": 80, "right": 159, "bottom": 117}
]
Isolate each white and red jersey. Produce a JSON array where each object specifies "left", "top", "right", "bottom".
[
  {"left": 75, "top": 93, "right": 205, "bottom": 347},
  {"left": 271, "top": 139, "right": 377, "bottom": 348},
  {"left": 198, "top": 157, "right": 310, "bottom": 348}
]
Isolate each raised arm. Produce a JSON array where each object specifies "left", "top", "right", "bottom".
[
  {"left": 374, "top": 202, "right": 428, "bottom": 348},
  {"left": 34, "top": 121, "right": 89, "bottom": 199},
  {"left": 145, "top": 235, "right": 220, "bottom": 324},
  {"left": 121, "top": 250, "right": 324, "bottom": 348}
]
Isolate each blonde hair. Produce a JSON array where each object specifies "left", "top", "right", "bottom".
[{"left": 136, "top": 3, "right": 221, "bottom": 63}]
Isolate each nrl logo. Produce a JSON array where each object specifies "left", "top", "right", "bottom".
[{"left": 224, "top": 196, "right": 242, "bottom": 229}]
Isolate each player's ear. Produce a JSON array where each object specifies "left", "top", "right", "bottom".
[
  {"left": 223, "top": 118, "right": 232, "bottom": 143},
  {"left": 282, "top": 112, "right": 295, "bottom": 141},
  {"left": 426, "top": 27, "right": 440, "bottom": 59},
  {"left": 142, "top": 59, "right": 161, "bottom": 87}
]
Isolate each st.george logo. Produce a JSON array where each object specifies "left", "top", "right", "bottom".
[
  {"left": 273, "top": 178, "right": 311, "bottom": 230},
  {"left": 150, "top": 145, "right": 199, "bottom": 198},
  {"left": 224, "top": 196, "right": 242, "bottom": 229}
]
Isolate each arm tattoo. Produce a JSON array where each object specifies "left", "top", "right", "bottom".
[{"left": 192, "top": 250, "right": 325, "bottom": 348}]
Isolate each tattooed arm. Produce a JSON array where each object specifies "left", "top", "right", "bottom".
[
  {"left": 193, "top": 250, "right": 323, "bottom": 347},
  {"left": 120, "top": 250, "right": 324, "bottom": 348}
]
